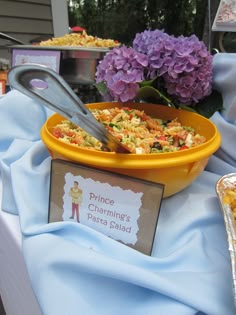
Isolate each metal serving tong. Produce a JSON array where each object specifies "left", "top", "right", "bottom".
[
  {"left": 8, "top": 64, "right": 130, "bottom": 153},
  {"left": 0, "top": 32, "right": 25, "bottom": 45}
]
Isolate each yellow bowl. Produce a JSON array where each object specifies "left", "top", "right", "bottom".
[{"left": 41, "top": 102, "right": 221, "bottom": 198}]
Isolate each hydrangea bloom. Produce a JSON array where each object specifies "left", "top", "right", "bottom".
[
  {"left": 95, "top": 46, "right": 148, "bottom": 102},
  {"left": 96, "top": 29, "right": 213, "bottom": 106},
  {"left": 133, "top": 29, "right": 174, "bottom": 78},
  {"left": 133, "top": 31, "right": 213, "bottom": 105}
]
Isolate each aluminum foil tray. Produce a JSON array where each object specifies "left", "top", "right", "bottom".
[{"left": 216, "top": 173, "right": 236, "bottom": 304}]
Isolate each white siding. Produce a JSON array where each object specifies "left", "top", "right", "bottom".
[{"left": 0, "top": 0, "right": 69, "bottom": 59}]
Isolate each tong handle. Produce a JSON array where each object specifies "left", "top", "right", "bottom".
[
  {"left": 0, "top": 32, "right": 25, "bottom": 45},
  {"left": 8, "top": 64, "right": 130, "bottom": 153},
  {"left": 8, "top": 64, "right": 89, "bottom": 118}
]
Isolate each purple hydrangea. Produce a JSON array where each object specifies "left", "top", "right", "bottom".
[
  {"left": 162, "top": 35, "right": 213, "bottom": 105},
  {"left": 133, "top": 29, "right": 174, "bottom": 78},
  {"left": 95, "top": 46, "right": 148, "bottom": 102},
  {"left": 133, "top": 30, "right": 213, "bottom": 105},
  {"left": 96, "top": 30, "right": 213, "bottom": 106}
]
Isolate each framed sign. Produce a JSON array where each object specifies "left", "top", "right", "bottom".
[
  {"left": 212, "top": 0, "right": 236, "bottom": 31},
  {"left": 11, "top": 49, "right": 61, "bottom": 72},
  {"left": 48, "top": 159, "right": 164, "bottom": 255}
]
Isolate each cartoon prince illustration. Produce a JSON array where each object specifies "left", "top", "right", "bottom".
[{"left": 69, "top": 180, "right": 83, "bottom": 222}]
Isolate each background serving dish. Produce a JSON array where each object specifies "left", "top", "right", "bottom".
[
  {"left": 10, "top": 45, "right": 110, "bottom": 85},
  {"left": 41, "top": 102, "right": 221, "bottom": 198},
  {"left": 216, "top": 174, "right": 236, "bottom": 304}
]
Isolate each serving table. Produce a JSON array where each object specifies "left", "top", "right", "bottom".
[
  {"left": 0, "top": 53, "right": 236, "bottom": 315},
  {"left": 0, "top": 179, "right": 42, "bottom": 315}
]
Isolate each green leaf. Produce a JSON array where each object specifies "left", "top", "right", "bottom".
[
  {"left": 194, "top": 90, "right": 223, "bottom": 118},
  {"left": 177, "top": 104, "right": 197, "bottom": 113},
  {"left": 136, "top": 85, "right": 174, "bottom": 107},
  {"left": 136, "top": 85, "right": 161, "bottom": 101},
  {"left": 138, "top": 77, "right": 158, "bottom": 88},
  {"left": 94, "top": 81, "right": 109, "bottom": 95}
]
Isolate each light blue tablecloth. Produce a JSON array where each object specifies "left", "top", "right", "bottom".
[{"left": 1, "top": 53, "right": 236, "bottom": 315}]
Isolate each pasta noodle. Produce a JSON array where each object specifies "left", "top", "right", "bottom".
[
  {"left": 223, "top": 188, "right": 236, "bottom": 222},
  {"left": 51, "top": 107, "right": 206, "bottom": 154},
  {"left": 39, "top": 31, "right": 120, "bottom": 48}
]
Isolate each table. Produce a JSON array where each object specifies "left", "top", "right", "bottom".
[
  {"left": 1, "top": 53, "right": 236, "bottom": 315},
  {"left": 0, "top": 178, "right": 42, "bottom": 315}
]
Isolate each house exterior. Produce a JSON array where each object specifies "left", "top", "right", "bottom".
[{"left": 0, "top": 0, "right": 69, "bottom": 61}]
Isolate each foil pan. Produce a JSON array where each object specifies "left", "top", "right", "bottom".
[{"left": 216, "top": 173, "right": 236, "bottom": 304}]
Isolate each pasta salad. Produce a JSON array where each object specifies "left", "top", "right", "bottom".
[
  {"left": 39, "top": 31, "right": 120, "bottom": 48},
  {"left": 52, "top": 107, "right": 206, "bottom": 154},
  {"left": 223, "top": 187, "right": 236, "bottom": 223}
]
